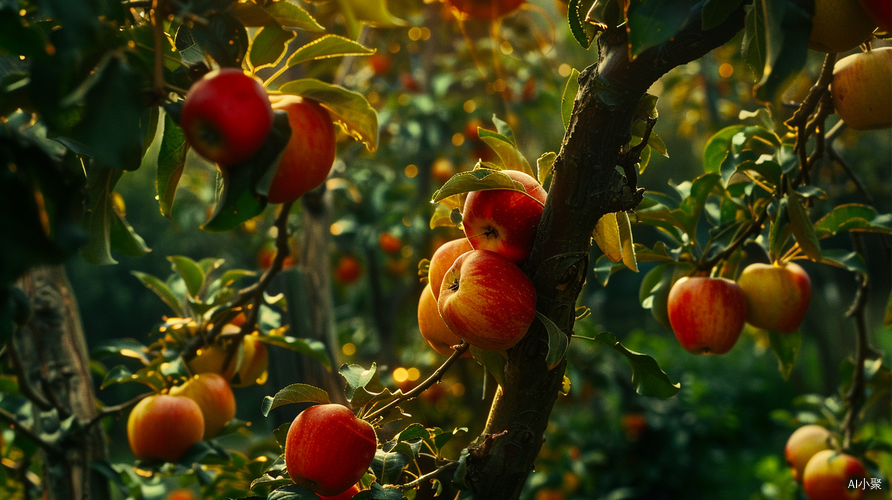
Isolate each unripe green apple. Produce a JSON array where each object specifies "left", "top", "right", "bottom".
[
  {"left": 428, "top": 238, "right": 473, "bottom": 300},
  {"left": 127, "top": 394, "right": 205, "bottom": 463},
  {"left": 785, "top": 424, "right": 834, "bottom": 482},
  {"left": 181, "top": 69, "right": 274, "bottom": 165},
  {"left": 437, "top": 249, "right": 537, "bottom": 351},
  {"left": 667, "top": 276, "right": 747, "bottom": 355},
  {"left": 418, "top": 283, "right": 471, "bottom": 357},
  {"left": 832, "top": 47, "right": 892, "bottom": 130},
  {"left": 802, "top": 449, "right": 867, "bottom": 500},
  {"left": 462, "top": 170, "right": 547, "bottom": 264},
  {"left": 737, "top": 262, "right": 811, "bottom": 333},
  {"left": 169, "top": 373, "right": 236, "bottom": 439},
  {"left": 809, "top": 0, "right": 878, "bottom": 53},
  {"left": 285, "top": 404, "right": 377, "bottom": 496},
  {"left": 266, "top": 95, "right": 336, "bottom": 204}
]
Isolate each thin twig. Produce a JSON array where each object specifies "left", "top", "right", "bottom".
[
  {"left": 365, "top": 342, "right": 471, "bottom": 422},
  {"left": 86, "top": 392, "right": 154, "bottom": 431},
  {"left": 842, "top": 235, "right": 870, "bottom": 450},
  {"left": 401, "top": 461, "right": 459, "bottom": 490}
]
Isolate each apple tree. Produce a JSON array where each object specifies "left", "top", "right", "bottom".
[{"left": 1, "top": 0, "right": 891, "bottom": 499}]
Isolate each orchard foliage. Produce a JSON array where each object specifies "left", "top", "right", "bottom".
[{"left": 1, "top": 0, "right": 891, "bottom": 500}]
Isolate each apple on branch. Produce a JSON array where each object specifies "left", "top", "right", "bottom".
[
  {"left": 127, "top": 394, "right": 205, "bottom": 463},
  {"left": 737, "top": 262, "right": 811, "bottom": 333},
  {"left": 802, "top": 449, "right": 868, "bottom": 500},
  {"left": 437, "top": 249, "right": 537, "bottom": 351},
  {"left": 169, "top": 372, "right": 236, "bottom": 439},
  {"left": 461, "top": 169, "right": 546, "bottom": 264},
  {"left": 832, "top": 47, "right": 892, "bottom": 131},
  {"left": 667, "top": 276, "right": 747, "bottom": 355},
  {"left": 785, "top": 424, "right": 834, "bottom": 482},
  {"left": 180, "top": 68, "right": 274, "bottom": 165},
  {"left": 418, "top": 283, "right": 471, "bottom": 357},
  {"left": 428, "top": 237, "right": 473, "bottom": 300},
  {"left": 285, "top": 404, "right": 377, "bottom": 496}
]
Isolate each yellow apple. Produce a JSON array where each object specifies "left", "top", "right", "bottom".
[{"left": 832, "top": 47, "right": 892, "bottom": 130}]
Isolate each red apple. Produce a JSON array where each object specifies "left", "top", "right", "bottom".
[
  {"left": 169, "top": 373, "right": 236, "bottom": 439},
  {"left": 335, "top": 255, "right": 362, "bottom": 284},
  {"left": 266, "top": 95, "right": 336, "bottom": 204},
  {"left": 832, "top": 47, "right": 892, "bottom": 131},
  {"left": 418, "top": 283, "right": 471, "bottom": 357},
  {"left": 437, "top": 249, "right": 537, "bottom": 351},
  {"left": 737, "top": 262, "right": 811, "bottom": 333},
  {"left": 859, "top": 0, "right": 892, "bottom": 31},
  {"left": 181, "top": 68, "right": 273, "bottom": 165},
  {"left": 445, "top": 0, "right": 525, "bottom": 20},
  {"left": 285, "top": 404, "right": 377, "bottom": 496},
  {"left": 428, "top": 238, "right": 473, "bottom": 300},
  {"left": 802, "top": 449, "right": 868, "bottom": 500},
  {"left": 319, "top": 484, "right": 361, "bottom": 500},
  {"left": 379, "top": 233, "right": 402, "bottom": 254},
  {"left": 462, "top": 170, "right": 547, "bottom": 263},
  {"left": 786, "top": 425, "right": 835, "bottom": 482},
  {"left": 667, "top": 276, "right": 747, "bottom": 355},
  {"left": 127, "top": 394, "right": 205, "bottom": 463}
]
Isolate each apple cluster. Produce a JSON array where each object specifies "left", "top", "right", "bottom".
[
  {"left": 785, "top": 425, "right": 870, "bottom": 500},
  {"left": 419, "top": 169, "right": 544, "bottom": 353},
  {"left": 180, "top": 68, "right": 338, "bottom": 205},
  {"left": 667, "top": 262, "right": 811, "bottom": 355}
]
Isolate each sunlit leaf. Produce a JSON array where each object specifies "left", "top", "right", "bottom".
[
  {"left": 431, "top": 168, "right": 528, "bottom": 203},
  {"left": 284, "top": 35, "right": 375, "bottom": 68},
  {"left": 537, "top": 312, "right": 568, "bottom": 370},
  {"left": 131, "top": 271, "right": 184, "bottom": 316},
  {"left": 278, "top": 79, "right": 378, "bottom": 152},
  {"left": 593, "top": 213, "right": 622, "bottom": 262},
  {"left": 260, "top": 383, "right": 331, "bottom": 417},
  {"left": 561, "top": 68, "right": 581, "bottom": 130},
  {"left": 248, "top": 23, "right": 296, "bottom": 70},
  {"left": 814, "top": 204, "right": 892, "bottom": 238},
  {"left": 579, "top": 332, "right": 680, "bottom": 398}
]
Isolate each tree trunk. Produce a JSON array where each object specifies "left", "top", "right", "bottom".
[
  {"left": 462, "top": 4, "right": 748, "bottom": 498},
  {"left": 12, "top": 266, "right": 109, "bottom": 500}
]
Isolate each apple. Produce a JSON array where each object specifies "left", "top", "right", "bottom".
[
  {"left": 285, "top": 404, "right": 377, "bottom": 496},
  {"left": 232, "top": 334, "right": 268, "bottom": 387},
  {"left": 180, "top": 68, "right": 274, "bottom": 165},
  {"left": 832, "top": 47, "right": 892, "bottom": 131},
  {"left": 266, "top": 95, "right": 337, "bottom": 204},
  {"left": 437, "top": 249, "right": 537, "bottom": 351},
  {"left": 786, "top": 425, "right": 834, "bottom": 482},
  {"left": 461, "top": 170, "right": 547, "bottom": 263},
  {"left": 737, "top": 262, "right": 812, "bottom": 333},
  {"left": 335, "top": 255, "right": 362, "bottom": 284},
  {"left": 127, "top": 394, "right": 205, "bottom": 463},
  {"left": 809, "top": 0, "right": 877, "bottom": 53},
  {"left": 418, "top": 283, "right": 471, "bottom": 357},
  {"left": 445, "top": 0, "right": 525, "bottom": 20},
  {"left": 187, "top": 343, "right": 238, "bottom": 381},
  {"left": 802, "top": 449, "right": 868, "bottom": 500},
  {"left": 859, "top": 0, "right": 892, "bottom": 31},
  {"left": 169, "top": 373, "right": 236, "bottom": 439},
  {"left": 319, "top": 484, "right": 361, "bottom": 500},
  {"left": 428, "top": 237, "right": 473, "bottom": 300},
  {"left": 379, "top": 232, "right": 402, "bottom": 254},
  {"left": 666, "top": 276, "right": 747, "bottom": 355}
]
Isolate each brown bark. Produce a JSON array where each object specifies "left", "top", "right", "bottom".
[
  {"left": 462, "top": 4, "right": 748, "bottom": 498},
  {"left": 12, "top": 266, "right": 109, "bottom": 500}
]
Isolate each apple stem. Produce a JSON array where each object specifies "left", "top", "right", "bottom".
[{"left": 363, "top": 342, "right": 471, "bottom": 422}]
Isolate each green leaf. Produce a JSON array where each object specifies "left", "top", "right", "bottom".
[
  {"left": 267, "top": 484, "right": 320, "bottom": 500},
  {"left": 285, "top": 35, "right": 375, "bottom": 69},
  {"left": 470, "top": 345, "right": 506, "bottom": 388},
  {"left": 478, "top": 129, "right": 534, "bottom": 178},
  {"left": 340, "top": 363, "right": 377, "bottom": 401},
  {"left": 536, "top": 152, "right": 556, "bottom": 188},
  {"left": 585, "top": 332, "right": 680, "bottom": 398},
  {"left": 818, "top": 249, "right": 867, "bottom": 273},
  {"left": 785, "top": 189, "right": 821, "bottom": 261},
  {"left": 278, "top": 79, "right": 378, "bottom": 152},
  {"left": 702, "top": 0, "right": 745, "bottom": 29},
  {"left": 80, "top": 166, "right": 122, "bottom": 265},
  {"left": 567, "top": 0, "right": 599, "bottom": 49},
  {"left": 743, "top": 0, "right": 811, "bottom": 104},
  {"left": 91, "top": 338, "right": 150, "bottom": 363},
  {"left": 261, "top": 334, "right": 332, "bottom": 370},
  {"left": 735, "top": 158, "right": 782, "bottom": 187},
  {"left": 264, "top": 0, "right": 324, "bottom": 31},
  {"left": 141, "top": 110, "right": 186, "bottom": 218},
  {"left": 168, "top": 256, "right": 205, "bottom": 297},
  {"left": 617, "top": 211, "right": 638, "bottom": 272},
  {"left": 536, "top": 312, "right": 568, "bottom": 370},
  {"left": 248, "top": 23, "right": 296, "bottom": 70},
  {"left": 260, "top": 383, "right": 331, "bottom": 417},
  {"left": 769, "top": 329, "right": 801, "bottom": 380},
  {"left": 769, "top": 197, "right": 792, "bottom": 261},
  {"left": 561, "top": 68, "right": 580, "bottom": 131},
  {"left": 674, "top": 173, "right": 722, "bottom": 239},
  {"left": 638, "top": 262, "right": 696, "bottom": 331},
  {"left": 371, "top": 449, "right": 410, "bottom": 485},
  {"left": 704, "top": 125, "right": 745, "bottom": 173},
  {"left": 131, "top": 271, "right": 184, "bottom": 317},
  {"left": 110, "top": 209, "right": 150, "bottom": 258},
  {"left": 627, "top": 0, "right": 700, "bottom": 57},
  {"left": 592, "top": 254, "right": 627, "bottom": 287},
  {"left": 814, "top": 204, "right": 892, "bottom": 239},
  {"left": 189, "top": 12, "right": 249, "bottom": 68},
  {"left": 431, "top": 168, "right": 528, "bottom": 203}
]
